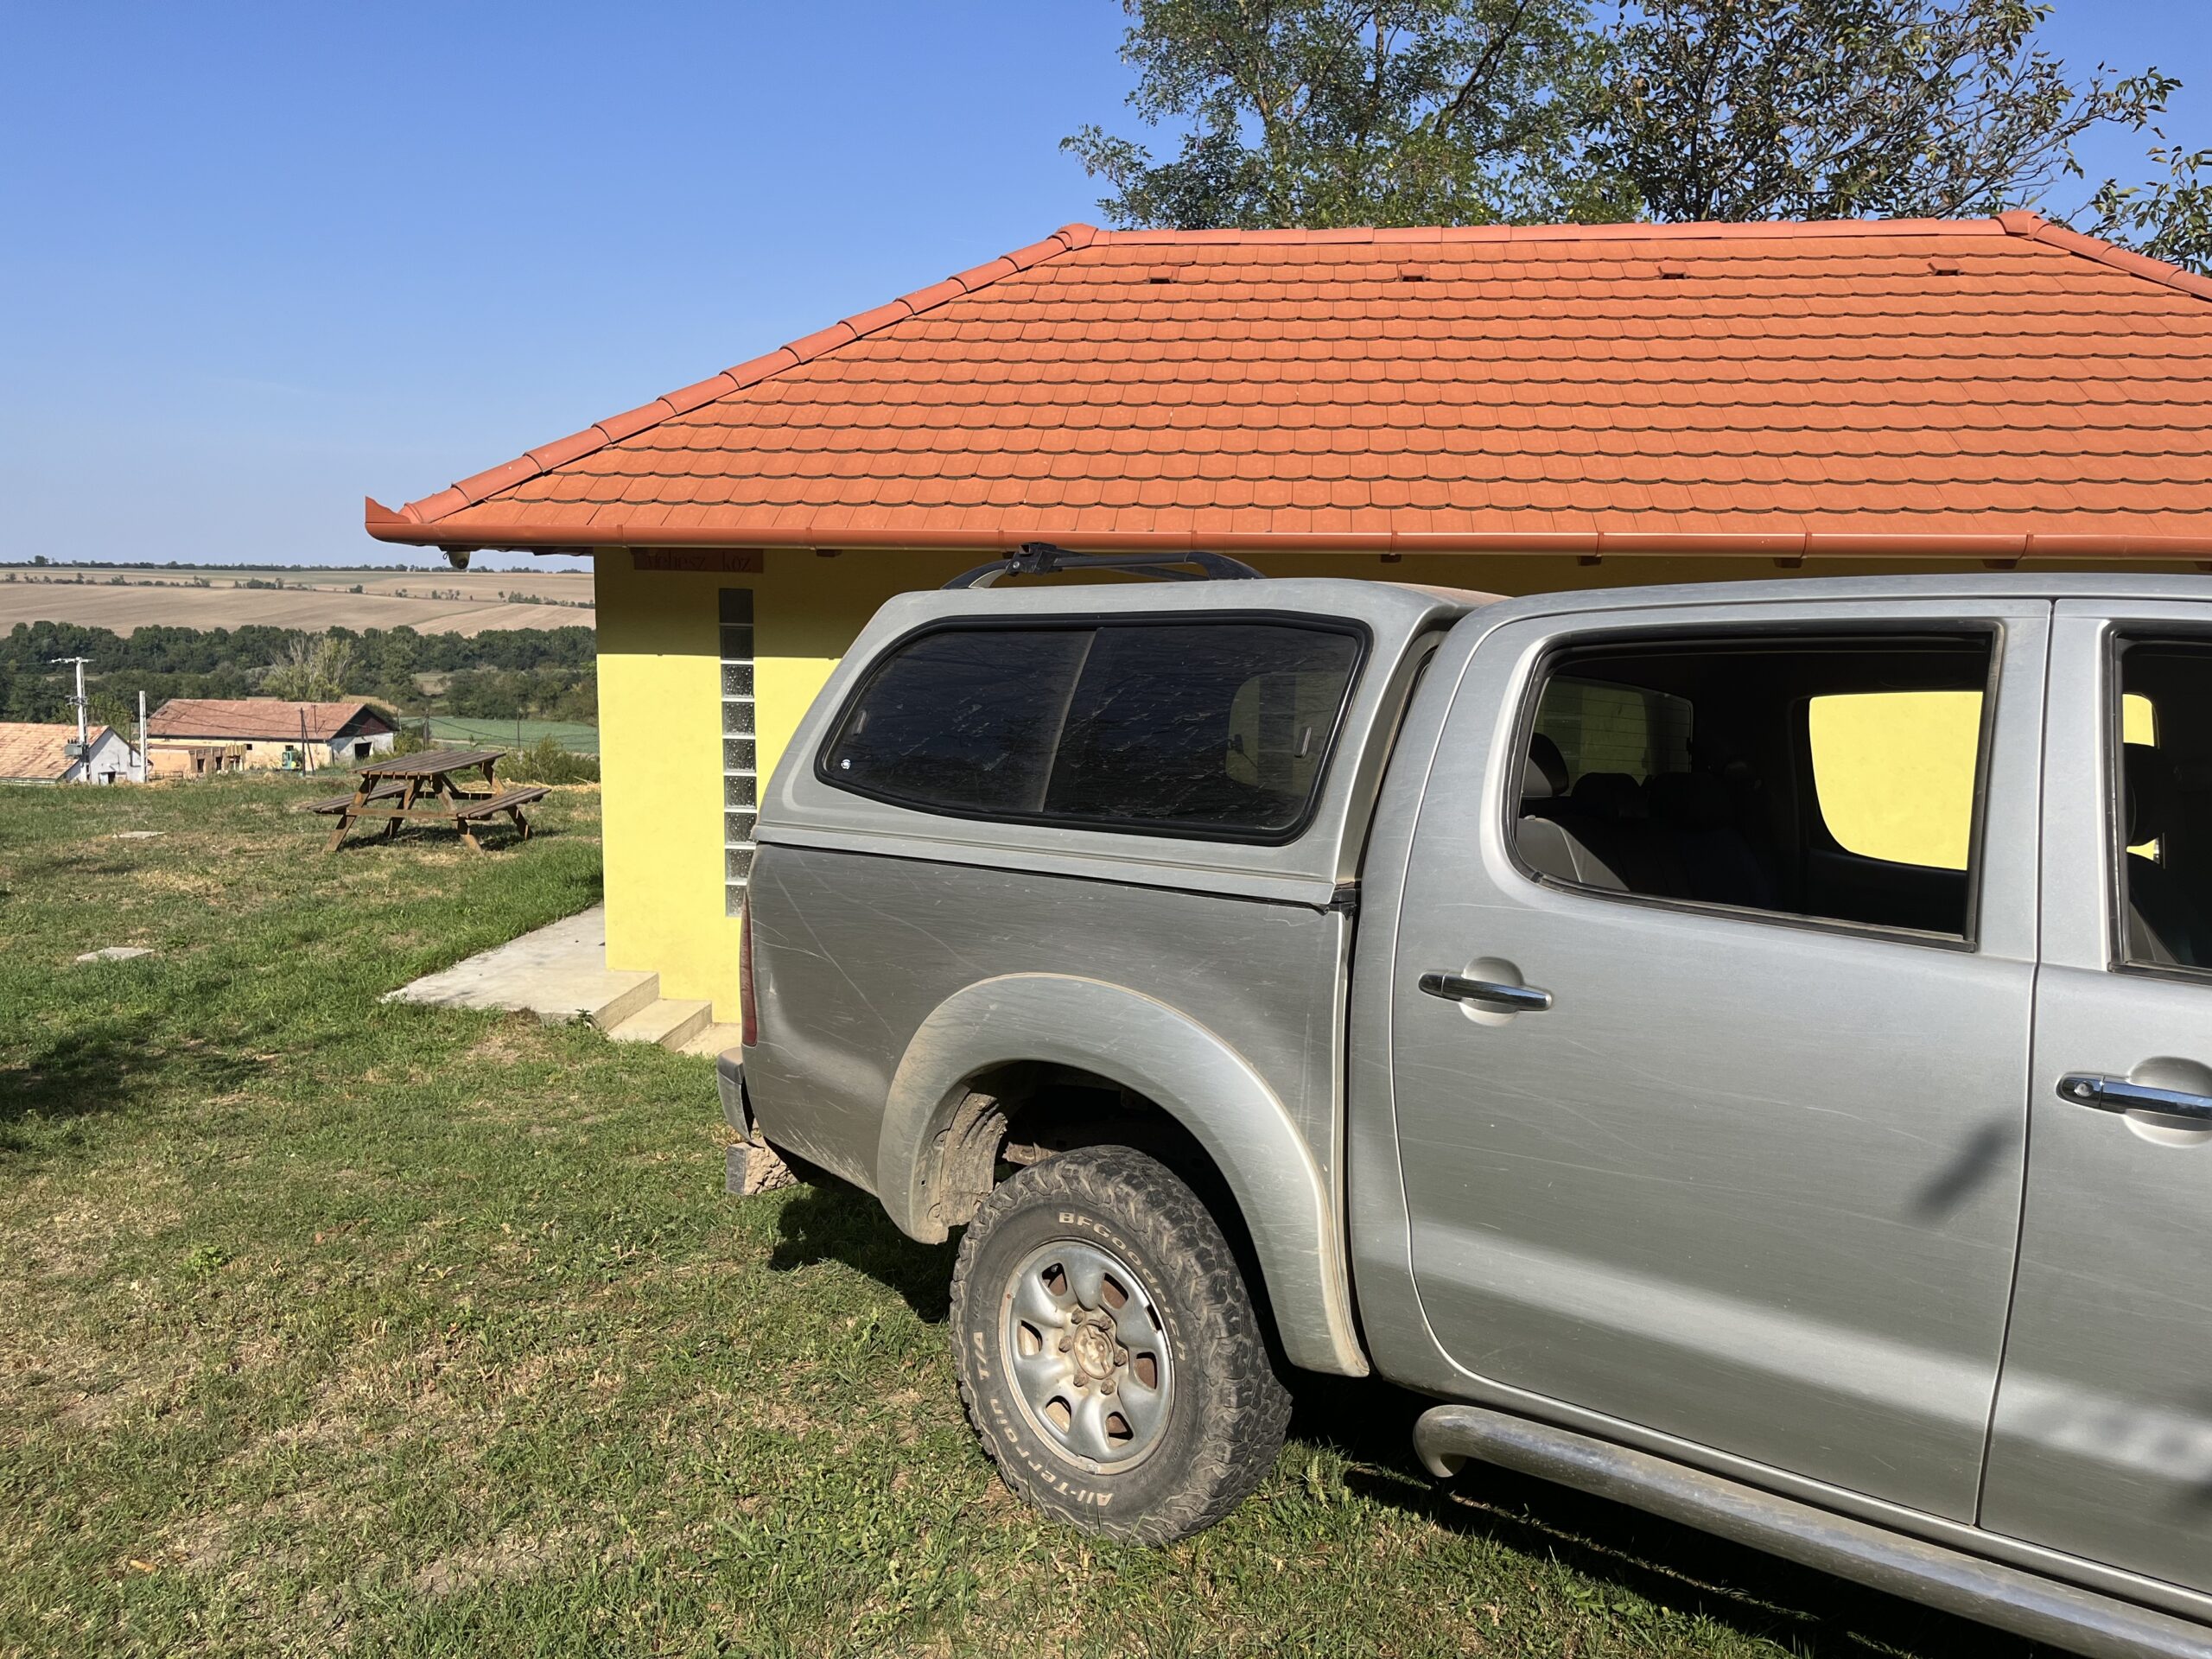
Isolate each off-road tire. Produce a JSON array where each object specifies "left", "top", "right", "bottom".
[{"left": 949, "top": 1146, "right": 1291, "bottom": 1542}]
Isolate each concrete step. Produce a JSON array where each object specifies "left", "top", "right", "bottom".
[
  {"left": 679, "top": 1020, "right": 745, "bottom": 1059},
  {"left": 587, "top": 971, "right": 661, "bottom": 1032},
  {"left": 383, "top": 904, "right": 663, "bottom": 1029},
  {"left": 607, "top": 997, "right": 715, "bottom": 1051}
]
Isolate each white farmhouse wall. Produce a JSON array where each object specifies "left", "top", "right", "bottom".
[{"left": 63, "top": 728, "right": 141, "bottom": 785}]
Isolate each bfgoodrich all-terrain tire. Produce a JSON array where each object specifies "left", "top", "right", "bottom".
[{"left": 949, "top": 1146, "right": 1291, "bottom": 1542}]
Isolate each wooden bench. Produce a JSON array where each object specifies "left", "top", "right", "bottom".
[
  {"left": 322, "top": 750, "right": 524, "bottom": 853},
  {"left": 296, "top": 780, "right": 408, "bottom": 815},
  {"left": 452, "top": 785, "right": 551, "bottom": 847}
]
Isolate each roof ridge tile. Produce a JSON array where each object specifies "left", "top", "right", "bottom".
[{"left": 2000, "top": 211, "right": 2212, "bottom": 305}]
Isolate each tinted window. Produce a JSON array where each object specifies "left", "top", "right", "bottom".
[
  {"left": 822, "top": 619, "right": 1363, "bottom": 839},
  {"left": 1533, "top": 677, "right": 1691, "bottom": 784},
  {"left": 1515, "top": 634, "right": 1993, "bottom": 938},
  {"left": 823, "top": 628, "right": 1090, "bottom": 815},
  {"left": 1044, "top": 623, "right": 1360, "bottom": 830},
  {"left": 2115, "top": 638, "right": 2212, "bottom": 973}
]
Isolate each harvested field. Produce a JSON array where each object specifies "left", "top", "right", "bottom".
[{"left": 0, "top": 567, "right": 594, "bottom": 636}]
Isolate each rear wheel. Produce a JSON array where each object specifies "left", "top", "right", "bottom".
[{"left": 948, "top": 1146, "right": 1289, "bottom": 1541}]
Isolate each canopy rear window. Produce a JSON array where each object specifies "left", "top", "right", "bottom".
[{"left": 818, "top": 617, "right": 1365, "bottom": 842}]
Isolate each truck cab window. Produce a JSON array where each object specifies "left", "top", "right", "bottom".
[
  {"left": 1515, "top": 633, "right": 1994, "bottom": 938},
  {"left": 1532, "top": 677, "right": 1692, "bottom": 783},
  {"left": 2115, "top": 638, "right": 2212, "bottom": 972}
]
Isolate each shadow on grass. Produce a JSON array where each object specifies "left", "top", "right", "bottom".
[
  {"left": 0, "top": 1020, "right": 258, "bottom": 1155},
  {"left": 767, "top": 1176, "right": 958, "bottom": 1325},
  {"left": 328, "top": 817, "right": 556, "bottom": 855},
  {"left": 1289, "top": 1374, "right": 2032, "bottom": 1659}
]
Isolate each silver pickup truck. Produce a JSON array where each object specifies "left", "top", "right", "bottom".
[{"left": 721, "top": 556, "right": 2212, "bottom": 1658}]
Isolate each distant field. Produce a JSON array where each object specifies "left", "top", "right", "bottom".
[
  {"left": 423, "top": 716, "right": 600, "bottom": 754},
  {"left": 0, "top": 566, "right": 594, "bottom": 635}
]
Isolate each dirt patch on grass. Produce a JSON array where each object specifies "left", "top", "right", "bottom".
[
  {"left": 164, "top": 1491, "right": 332, "bottom": 1578},
  {"left": 741, "top": 1396, "right": 831, "bottom": 1440},
  {"left": 255, "top": 1414, "right": 359, "bottom": 1456},
  {"left": 14, "top": 1214, "right": 123, "bottom": 1283},
  {"left": 462, "top": 1023, "right": 540, "bottom": 1064},
  {"left": 314, "top": 1332, "right": 477, "bottom": 1416},
  {"left": 130, "top": 868, "right": 233, "bottom": 901},
  {"left": 267, "top": 1329, "right": 602, "bottom": 1468},
  {"left": 0, "top": 1177, "right": 205, "bottom": 1438},
  {"left": 1, "top": 1330, "right": 191, "bottom": 1441},
  {"left": 41, "top": 1373, "right": 159, "bottom": 1435},
  {"left": 490, "top": 1345, "right": 588, "bottom": 1399},
  {"left": 410, "top": 1529, "right": 577, "bottom": 1597}
]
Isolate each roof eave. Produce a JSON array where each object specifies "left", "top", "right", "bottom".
[{"left": 360, "top": 508, "right": 2212, "bottom": 563}]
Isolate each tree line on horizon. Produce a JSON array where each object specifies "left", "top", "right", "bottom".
[
  {"left": 0, "top": 620, "right": 598, "bottom": 734},
  {"left": 1067, "top": 0, "right": 2209, "bottom": 270}
]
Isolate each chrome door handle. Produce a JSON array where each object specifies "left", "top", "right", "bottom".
[
  {"left": 1418, "top": 972, "right": 1553, "bottom": 1013},
  {"left": 2058, "top": 1072, "right": 2212, "bottom": 1124}
]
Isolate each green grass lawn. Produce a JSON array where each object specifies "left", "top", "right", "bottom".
[
  {"left": 423, "top": 717, "right": 600, "bottom": 755},
  {"left": 0, "top": 779, "right": 2028, "bottom": 1657}
]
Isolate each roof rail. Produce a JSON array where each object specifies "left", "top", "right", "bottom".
[{"left": 943, "top": 542, "right": 1266, "bottom": 589}]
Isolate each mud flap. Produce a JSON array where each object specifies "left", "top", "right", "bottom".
[{"left": 715, "top": 1050, "right": 755, "bottom": 1143}]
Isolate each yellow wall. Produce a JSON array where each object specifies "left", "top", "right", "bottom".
[
  {"left": 594, "top": 548, "right": 2174, "bottom": 1017},
  {"left": 594, "top": 547, "right": 980, "bottom": 1019}
]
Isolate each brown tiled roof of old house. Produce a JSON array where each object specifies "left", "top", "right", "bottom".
[
  {"left": 147, "top": 699, "right": 390, "bottom": 741},
  {"left": 0, "top": 722, "right": 112, "bottom": 779}
]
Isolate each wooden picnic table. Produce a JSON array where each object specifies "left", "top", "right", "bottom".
[{"left": 321, "top": 749, "right": 550, "bottom": 853}]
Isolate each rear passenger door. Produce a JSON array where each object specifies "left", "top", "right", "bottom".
[
  {"left": 1389, "top": 597, "right": 2050, "bottom": 1521},
  {"left": 1980, "top": 601, "right": 2212, "bottom": 1596}
]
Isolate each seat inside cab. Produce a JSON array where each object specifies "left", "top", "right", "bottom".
[
  {"left": 1515, "top": 634, "right": 1993, "bottom": 938},
  {"left": 2118, "top": 639, "right": 2212, "bottom": 970}
]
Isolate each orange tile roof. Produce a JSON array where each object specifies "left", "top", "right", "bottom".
[
  {"left": 366, "top": 213, "right": 2212, "bottom": 561},
  {"left": 148, "top": 699, "right": 389, "bottom": 741}
]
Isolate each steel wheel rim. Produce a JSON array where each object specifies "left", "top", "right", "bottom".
[{"left": 998, "top": 1236, "right": 1174, "bottom": 1472}]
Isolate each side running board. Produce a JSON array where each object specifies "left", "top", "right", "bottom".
[{"left": 1414, "top": 1403, "right": 2212, "bottom": 1659}]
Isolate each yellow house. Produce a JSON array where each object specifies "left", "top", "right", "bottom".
[{"left": 367, "top": 214, "right": 2212, "bottom": 1023}]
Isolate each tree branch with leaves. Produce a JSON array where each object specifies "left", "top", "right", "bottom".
[
  {"left": 1066, "top": 0, "right": 2209, "bottom": 272},
  {"left": 1063, "top": 0, "right": 1634, "bottom": 228}
]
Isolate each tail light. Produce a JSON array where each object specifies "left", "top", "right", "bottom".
[{"left": 739, "top": 899, "right": 759, "bottom": 1048}]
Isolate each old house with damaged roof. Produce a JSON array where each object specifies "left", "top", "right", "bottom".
[
  {"left": 0, "top": 721, "right": 140, "bottom": 785},
  {"left": 146, "top": 698, "right": 396, "bottom": 778},
  {"left": 365, "top": 213, "right": 2212, "bottom": 1022}
]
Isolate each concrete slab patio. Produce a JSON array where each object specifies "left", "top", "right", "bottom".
[{"left": 385, "top": 904, "right": 739, "bottom": 1054}]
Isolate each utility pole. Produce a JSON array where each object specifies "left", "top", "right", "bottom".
[
  {"left": 137, "top": 690, "right": 148, "bottom": 782},
  {"left": 49, "top": 657, "right": 91, "bottom": 779}
]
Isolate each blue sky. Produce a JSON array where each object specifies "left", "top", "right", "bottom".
[{"left": 3, "top": 1, "right": 2206, "bottom": 571}]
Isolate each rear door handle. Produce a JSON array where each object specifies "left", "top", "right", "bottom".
[
  {"left": 1418, "top": 972, "right": 1553, "bottom": 1014},
  {"left": 2058, "top": 1072, "right": 2212, "bottom": 1124}
]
